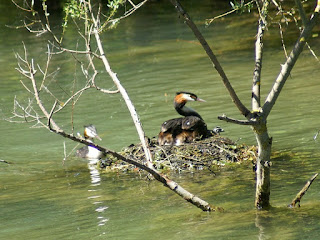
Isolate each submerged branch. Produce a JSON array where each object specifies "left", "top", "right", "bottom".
[{"left": 289, "top": 173, "right": 318, "bottom": 208}]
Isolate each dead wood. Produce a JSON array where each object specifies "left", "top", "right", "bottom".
[{"left": 289, "top": 173, "right": 318, "bottom": 208}]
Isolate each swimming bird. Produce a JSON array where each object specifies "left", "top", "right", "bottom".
[
  {"left": 75, "top": 125, "right": 105, "bottom": 159},
  {"left": 158, "top": 92, "right": 209, "bottom": 145}
]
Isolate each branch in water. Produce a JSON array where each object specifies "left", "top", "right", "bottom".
[
  {"left": 47, "top": 117, "right": 221, "bottom": 212},
  {"left": 289, "top": 173, "right": 318, "bottom": 208}
]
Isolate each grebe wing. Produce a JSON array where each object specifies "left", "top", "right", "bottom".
[
  {"left": 181, "top": 116, "right": 206, "bottom": 130},
  {"left": 160, "top": 118, "right": 183, "bottom": 132}
]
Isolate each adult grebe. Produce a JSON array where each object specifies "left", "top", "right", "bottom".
[
  {"left": 75, "top": 125, "right": 105, "bottom": 159},
  {"left": 158, "top": 92, "right": 209, "bottom": 145}
]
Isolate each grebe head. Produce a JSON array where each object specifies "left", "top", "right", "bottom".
[
  {"left": 84, "top": 124, "right": 102, "bottom": 141},
  {"left": 175, "top": 92, "right": 206, "bottom": 104},
  {"left": 174, "top": 92, "right": 205, "bottom": 119}
]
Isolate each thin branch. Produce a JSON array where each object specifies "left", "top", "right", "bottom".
[
  {"left": 100, "top": 0, "right": 149, "bottom": 32},
  {"left": 218, "top": 114, "right": 259, "bottom": 125},
  {"left": 11, "top": 0, "right": 34, "bottom": 12},
  {"left": 206, "top": 0, "right": 254, "bottom": 24},
  {"left": 306, "top": 42, "right": 320, "bottom": 64},
  {"left": 169, "top": 0, "right": 251, "bottom": 118},
  {"left": 289, "top": 173, "right": 318, "bottom": 208},
  {"left": 39, "top": 44, "right": 53, "bottom": 90},
  {"left": 89, "top": 4, "right": 153, "bottom": 168},
  {"left": 278, "top": 22, "right": 289, "bottom": 59},
  {"left": 48, "top": 100, "right": 58, "bottom": 127},
  {"left": 19, "top": 80, "right": 33, "bottom": 94}
]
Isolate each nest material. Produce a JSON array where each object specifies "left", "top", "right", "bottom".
[{"left": 101, "top": 135, "right": 257, "bottom": 172}]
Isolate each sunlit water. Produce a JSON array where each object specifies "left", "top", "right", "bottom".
[{"left": 1, "top": 1, "right": 320, "bottom": 239}]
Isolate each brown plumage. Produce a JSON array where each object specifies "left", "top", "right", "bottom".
[{"left": 158, "top": 92, "right": 209, "bottom": 145}]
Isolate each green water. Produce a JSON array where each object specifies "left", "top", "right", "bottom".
[{"left": 1, "top": 1, "right": 320, "bottom": 239}]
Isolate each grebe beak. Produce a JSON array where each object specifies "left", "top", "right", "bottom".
[
  {"left": 196, "top": 97, "right": 206, "bottom": 102},
  {"left": 95, "top": 135, "right": 102, "bottom": 141}
]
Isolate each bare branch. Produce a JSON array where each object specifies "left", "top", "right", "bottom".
[
  {"left": 89, "top": 3, "right": 153, "bottom": 167},
  {"left": 48, "top": 100, "right": 58, "bottom": 127},
  {"left": 47, "top": 121, "right": 220, "bottom": 212},
  {"left": 11, "top": 0, "right": 33, "bottom": 12},
  {"left": 278, "top": 22, "right": 289, "bottom": 59},
  {"left": 306, "top": 42, "right": 320, "bottom": 64},
  {"left": 218, "top": 114, "right": 259, "bottom": 125},
  {"left": 100, "top": 0, "right": 149, "bottom": 32},
  {"left": 252, "top": 0, "right": 269, "bottom": 111},
  {"left": 206, "top": 0, "right": 254, "bottom": 24},
  {"left": 169, "top": 0, "right": 251, "bottom": 118},
  {"left": 24, "top": 20, "right": 47, "bottom": 36},
  {"left": 19, "top": 80, "right": 33, "bottom": 94},
  {"left": 289, "top": 173, "right": 318, "bottom": 208}
]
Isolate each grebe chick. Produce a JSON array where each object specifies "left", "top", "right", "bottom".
[
  {"left": 75, "top": 125, "right": 105, "bottom": 159},
  {"left": 158, "top": 92, "right": 209, "bottom": 146}
]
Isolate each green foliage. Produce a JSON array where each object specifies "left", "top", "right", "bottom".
[
  {"left": 61, "top": 0, "right": 126, "bottom": 35},
  {"left": 63, "top": 0, "right": 86, "bottom": 19},
  {"left": 230, "top": 0, "right": 253, "bottom": 14},
  {"left": 107, "top": 0, "right": 126, "bottom": 11},
  {"left": 100, "top": 0, "right": 126, "bottom": 31},
  {"left": 61, "top": 0, "right": 86, "bottom": 42}
]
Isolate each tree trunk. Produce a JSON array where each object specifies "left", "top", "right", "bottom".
[{"left": 253, "top": 123, "right": 272, "bottom": 209}]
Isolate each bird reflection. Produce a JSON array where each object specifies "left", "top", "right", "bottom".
[{"left": 87, "top": 159, "right": 109, "bottom": 227}]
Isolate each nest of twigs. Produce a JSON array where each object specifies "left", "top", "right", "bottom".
[{"left": 100, "top": 135, "right": 257, "bottom": 173}]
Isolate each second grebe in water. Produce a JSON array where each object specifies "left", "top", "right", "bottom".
[{"left": 75, "top": 125, "right": 105, "bottom": 159}]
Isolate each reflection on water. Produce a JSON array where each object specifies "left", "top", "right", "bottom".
[{"left": 87, "top": 159, "right": 109, "bottom": 227}]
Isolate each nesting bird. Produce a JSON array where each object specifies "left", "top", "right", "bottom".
[
  {"left": 158, "top": 92, "right": 210, "bottom": 145},
  {"left": 75, "top": 125, "right": 105, "bottom": 159}
]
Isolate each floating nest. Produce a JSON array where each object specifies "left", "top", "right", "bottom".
[{"left": 100, "top": 135, "right": 257, "bottom": 173}]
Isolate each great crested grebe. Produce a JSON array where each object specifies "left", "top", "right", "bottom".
[
  {"left": 75, "top": 125, "right": 105, "bottom": 159},
  {"left": 158, "top": 92, "right": 209, "bottom": 145}
]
